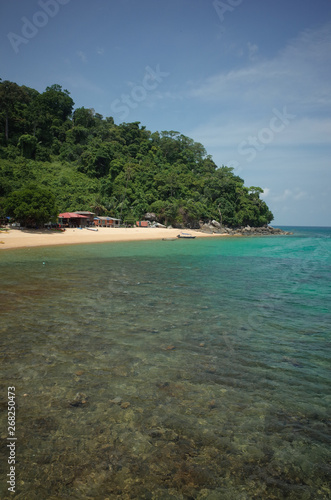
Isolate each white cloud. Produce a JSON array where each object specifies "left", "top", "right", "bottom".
[
  {"left": 247, "top": 42, "right": 259, "bottom": 61},
  {"left": 187, "top": 22, "right": 331, "bottom": 115},
  {"left": 262, "top": 188, "right": 309, "bottom": 203},
  {"left": 187, "top": 116, "right": 331, "bottom": 155},
  {"left": 293, "top": 190, "right": 307, "bottom": 201},
  {"left": 77, "top": 51, "right": 87, "bottom": 63}
]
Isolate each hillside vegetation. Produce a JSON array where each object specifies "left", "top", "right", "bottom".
[{"left": 0, "top": 79, "right": 273, "bottom": 227}]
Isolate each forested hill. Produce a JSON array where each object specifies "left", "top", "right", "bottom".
[{"left": 0, "top": 80, "right": 273, "bottom": 227}]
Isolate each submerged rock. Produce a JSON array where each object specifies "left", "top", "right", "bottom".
[
  {"left": 147, "top": 428, "right": 179, "bottom": 442},
  {"left": 110, "top": 396, "right": 123, "bottom": 405},
  {"left": 282, "top": 356, "right": 303, "bottom": 368},
  {"left": 69, "top": 392, "right": 88, "bottom": 407},
  {"left": 148, "top": 429, "right": 163, "bottom": 438},
  {"left": 162, "top": 345, "right": 176, "bottom": 351},
  {"left": 120, "top": 401, "right": 131, "bottom": 409},
  {"left": 156, "top": 381, "right": 170, "bottom": 389}
]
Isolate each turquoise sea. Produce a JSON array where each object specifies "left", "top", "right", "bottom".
[{"left": 0, "top": 227, "right": 330, "bottom": 499}]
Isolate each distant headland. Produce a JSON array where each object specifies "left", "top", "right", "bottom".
[{"left": 1, "top": 79, "right": 275, "bottom": 231}]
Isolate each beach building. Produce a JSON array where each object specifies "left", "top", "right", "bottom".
[
  {"left": 74, "top": 211, "right": 95, "bottom": 224},
  {"left": 136, "top": 221, "right": 149, "bottom": 227},
  {"left": 58, "top": 212, "right": 89, "bottom": 227},
  {"left": 94, "top": 216, "right": 121, "bottom": 228}
]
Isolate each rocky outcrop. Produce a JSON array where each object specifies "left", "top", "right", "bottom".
[
  {"left": 241, "top": 225, "right": 293, "bottom": 235},
  {"left": 144, "top": 212, "right": 156, "bottom": 221},
  {"left": 211, "top": 220, "right": 221, "bottom": 229},
  {"left": 199, "top": 222, "right": 292, "bottom": 236}
]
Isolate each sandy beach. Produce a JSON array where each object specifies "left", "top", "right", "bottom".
[{"left": 0, "top": 227, "right": 220, "bottom": 250}]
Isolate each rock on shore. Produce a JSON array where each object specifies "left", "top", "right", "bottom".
[{"left": 199, "top": 221, "right": 292, "bottom": 236}]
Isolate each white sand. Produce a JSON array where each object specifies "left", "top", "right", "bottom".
[{"left": 0, "top": 227, "right": 223, "bottom": 250}]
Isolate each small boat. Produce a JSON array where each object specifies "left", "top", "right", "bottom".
[
  {"left": 177, "top": 232, "right": 196, "bottom": 239},
  {"left": 86, "top": 227, "right": 98, "bottom": 231},
  {"left": 162, "top": 237, "right": 177, "bottom": 241}
]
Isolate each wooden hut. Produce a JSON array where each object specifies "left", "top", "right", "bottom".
[
  {"left": 58, "top": 212, "right": 89, "bottom": 227},
  {"left": 93, "top": 217, "right": 121, "bottom": 228}
]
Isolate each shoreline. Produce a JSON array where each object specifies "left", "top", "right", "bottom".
[{"left": 0, "top": 227, "right": 225, "bottom": 251}]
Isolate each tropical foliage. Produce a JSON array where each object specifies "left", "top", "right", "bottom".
[{"left": 0, "top": 79, "right": 273, "bottom": 227}]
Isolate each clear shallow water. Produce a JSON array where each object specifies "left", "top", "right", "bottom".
[{"left": 0, "top": 228, "right": 330, "bottom": 499}]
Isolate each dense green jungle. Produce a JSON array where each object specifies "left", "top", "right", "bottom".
[{"left": 0, "top": 80, "right": 273, "bottom": 227}]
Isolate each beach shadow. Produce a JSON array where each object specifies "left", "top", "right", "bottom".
[{"left": 9, "top": 227, "right": 65, "bottom": 235}]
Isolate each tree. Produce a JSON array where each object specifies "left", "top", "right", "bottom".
[
  {"left": 73, "top": 107, "right": 95, "bottom": 128},
  {"left": 0, "top": 81, "right": 29, "bottom": 143},
  {"left": 0, "top": 79, "right": 275, "bottom": 228},
  {"left": 17, "top": 134, "right": 38, "bottom": 159},
  {"left": 5, "top": 185, "right": 58, "bottom": 227},
  {"left": 39, "top": 84, "right": 74, "bottom": 122}
]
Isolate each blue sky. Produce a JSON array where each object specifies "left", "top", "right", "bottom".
[{"left": 1, "top": 0, "right": 331, "bottom": 225}]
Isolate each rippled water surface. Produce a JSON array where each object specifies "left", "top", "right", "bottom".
[{"left": 1, "top": 228, "right": 330, "bottom": 499}]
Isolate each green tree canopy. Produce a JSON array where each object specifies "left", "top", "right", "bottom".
[
  {"left": 5, "top": 185, "right": 58, "bottom": 227},
  {"left": 17, "top": 134, "right": 38, "bottom": 159},
  {"left": 0, "top": 79, "right": 274, "bottom": 228}
]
